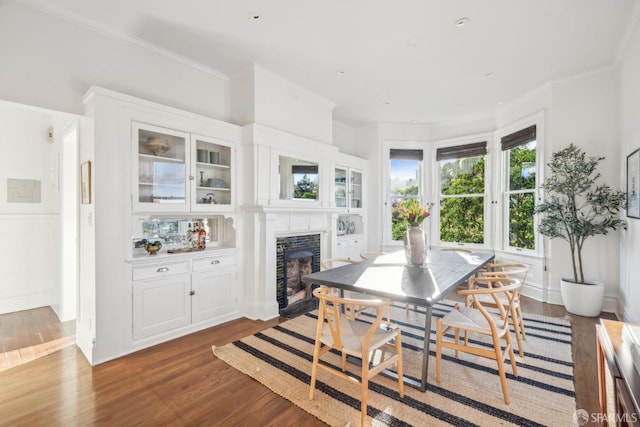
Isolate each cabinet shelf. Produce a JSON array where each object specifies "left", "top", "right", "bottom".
[
  {"left": 196, "top": 186, "right": 231, "bottom": 191},
  {"left": 139, "top": 182, "right": 183, "bottom": 187},
  {"left": 196, "top": 161, "right": 230, "bottom": 169},
  {"left": 139, "top": 153, "right": 185, "bottom": 163}
]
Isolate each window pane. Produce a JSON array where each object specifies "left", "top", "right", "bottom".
[
  {"left": 509, "top": 142, "right": 536, "bottom": 191},
  {"left": 440, "top": 196, "right": 484, "bottom": 243},
  {"left": 390, "top": 159, "right": 420, "bottom": 241},
  {"left": 439, "top": 154, "right": 485, "bottom": 244},
  {"left": 508, "top": 193, "right": 535, "bottom": 249},
  {"left": 441, "top": 156, "right": 484, "bottom": 195}
]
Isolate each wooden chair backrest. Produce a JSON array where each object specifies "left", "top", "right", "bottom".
[
  {"left": 312, "top": 287, "right": 391, "bottom": 351},
  {"left": 458, "top": 277, "right": 520, "bottom": 331},
  {"left": 320, "top": 258, "right": 356, "bottom": 271}
]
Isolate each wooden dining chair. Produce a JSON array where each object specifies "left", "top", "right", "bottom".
[
  {"left": 321, "top": 258, "right": 356, "bottom": 271},
  {"left": 440, "top": 247, "right": 472, "bottom": 253},
  {"left": 476, "top": 263, "right": 530, "bottom": 357},
  {"left": 435, "top": 277, "right": 519, "bottom": 404},
  {"left": 309, "top": 287, "right": 404, "bottom": 426},
  {"left": 359, "top": 251, "right": 388, "bottom": 260},
  {"left": 320, "top": 258, "right": 382, "bottom": 319}
]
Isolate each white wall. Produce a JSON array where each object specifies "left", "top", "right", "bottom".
[
  {"left": 0, "top": 1, "right": 230, "bottom": 120},
  {"left": 547, "top": 68, "right": 621, "bottom": 311},
  {"left": 253, "top": 66, "right": 335, "bottom": 145},
  {"left": 619, "top": 14, "right": 640, "bottom": 322},
  {"left": 0, "top": 102, "right": 61, "bottom": 314}
]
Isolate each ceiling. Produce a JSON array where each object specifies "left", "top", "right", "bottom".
[{"left": 30, "top": 0, "right": 638, "bottom": 127}]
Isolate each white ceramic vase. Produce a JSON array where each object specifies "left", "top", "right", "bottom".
[
  {"left": 404, "top": 226, "right": 427, "bottom": 266},
  {"left": 560, "top": 279, "right": 604, "bottom": 317}
]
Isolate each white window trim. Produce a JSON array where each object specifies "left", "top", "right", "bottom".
[
  {"left": 381, "top": 140, "right": 429, "bottom": 247},
  {"left": 432, "top": 133, "right": 494, "bottom": 251},
  {"left": 494, "top": 111, "right": 545, "bottom": 257}
]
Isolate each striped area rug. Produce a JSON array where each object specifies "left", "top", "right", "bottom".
[{"left": 212, "top": 301, "right": 575, "bottom": 426}]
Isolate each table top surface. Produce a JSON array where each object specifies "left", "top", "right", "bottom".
[{"left": 302, "top": 250, "right": 494, "bottom": 306}]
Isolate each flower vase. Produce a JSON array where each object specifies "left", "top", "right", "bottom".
[{"left": 404, "top": 226, "right": 427, "bottom": 266}]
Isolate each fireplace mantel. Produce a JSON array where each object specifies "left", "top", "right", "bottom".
[{"left": 241, "top": 210, "right": 331, "bottom": 320}]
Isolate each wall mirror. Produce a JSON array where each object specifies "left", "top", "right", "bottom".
[{"left": 279, "top": 156, "right": 319, "bottom": 200}]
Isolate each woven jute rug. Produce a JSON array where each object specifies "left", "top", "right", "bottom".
[{"left": 213, "top": 301, "right": 575, "bottom": 426}]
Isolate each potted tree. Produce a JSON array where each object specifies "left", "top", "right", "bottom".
[{"left": 535, "top": 144, "right": 626, "bottom": 316}]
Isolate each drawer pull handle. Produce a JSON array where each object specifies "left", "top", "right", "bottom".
[
  {"left": 211, "top": 260, "right": 221, "bottom": 265},
  {"left": 157, "top": 267, "right": 169, "bottom": 273}
]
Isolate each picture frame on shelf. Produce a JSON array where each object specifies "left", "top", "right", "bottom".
[
  {"left": 627, "top": 148, "right": 639, "bottom": 219},
  {"left": 81, "top": 160, "right": 92, "bottom": 204}
]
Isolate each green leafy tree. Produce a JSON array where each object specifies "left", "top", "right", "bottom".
[
  {"left": 507, "top": 145, "right": 536, "bottom": 249},
  {"left": 294, "top": 174, "right": 318, "bottom": 199},
  {"left": 440, "top": 157, "right": 485, "bottom": 243},
  {"left": 534, "top": 144, "right": 626, "bottom": 283}
]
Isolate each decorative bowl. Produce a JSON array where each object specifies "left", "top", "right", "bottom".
[
  {"left": 144, "top": 137, "right": 170, "bottom": 156},
  {"left": 145, "top": 242, "right": 162, "bottom": 255}
]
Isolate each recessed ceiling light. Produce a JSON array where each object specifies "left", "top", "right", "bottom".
[
  {"left": 455, "top": 17, "right": 470, "bottom": 27},
  {"left": 248, "top": 12, "right": 261, "bottom": 20},
  {"left": 336, "top": 70, "right": 345, "bottom": 77}
]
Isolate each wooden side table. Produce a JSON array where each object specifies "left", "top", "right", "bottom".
[{"left": 596, "top": 319, "right": 640, "bottom": 426}]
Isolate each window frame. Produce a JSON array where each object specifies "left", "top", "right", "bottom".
[
  {"left": 496, "top": 113, "right": 544, "bottom": 256},
  {"left": 434, "top": 135, "right": 492, "bottom": 250},
  {"left": 382, "top": 141, "right": 427, "bottom": 247}
]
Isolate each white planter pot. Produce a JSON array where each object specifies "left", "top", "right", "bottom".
[{"left": 560, "top": 279, "right": 604, "bottom": 317}]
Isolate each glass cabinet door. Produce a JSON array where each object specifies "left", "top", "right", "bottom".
[
  {"left": 349, "top": 169, "right": 363, "bottom": 211},
  {"left": 334, "top": 167, "right": 347, "bottom": 208},
  {"left": 192, "top": 135, "right": 233, "bottom": 211},
  {"left": 133, "top": 123, "right": 189, "bottom": 212}
]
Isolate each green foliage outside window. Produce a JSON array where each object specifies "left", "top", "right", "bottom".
[
  {"left": 391, "top": 184, "right": 420, "bottom": 240},
  {"left": 440, "top": 157, "right": 485, "bottom": 243},
  {"left": 507, "top": 145, "right": 536, "bottom": 249},
  {"left": 294, "top": 174, "right": 318, "bottom": 199}
]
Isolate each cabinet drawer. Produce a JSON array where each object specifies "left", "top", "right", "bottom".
[
  {"left": 192, "top": 255, "right": 236, "bottom": 272},
  {"left": 132, "top": 261, "right": 190, "bottom": 281}
]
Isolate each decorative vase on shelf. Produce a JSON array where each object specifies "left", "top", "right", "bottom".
[{"left": 404, "top": 226, "right": 427, "bottom": 266}]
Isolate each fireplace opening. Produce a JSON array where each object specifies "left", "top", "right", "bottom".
[
  {"left": 284, "top": 249, "right": 313, "bottom": 307},
  {"left": 276, "top": 234, "right": 320, "bottom": 317}
]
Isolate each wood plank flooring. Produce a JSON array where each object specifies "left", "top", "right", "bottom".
[
  {"left": 0, "top": 306, "right": 75, "bottom": 372},
  {"left": 0, "top": 298, "right": 615, "bottom": 426}
]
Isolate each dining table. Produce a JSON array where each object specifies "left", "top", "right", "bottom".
[{"left": 301, "top": 249, "right": 495, "bottom": 392}]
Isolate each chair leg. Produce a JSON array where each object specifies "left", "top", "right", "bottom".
[
  {"left": 516, "top": 305, "right": 527, "bottom": 340},
  {"left": 395, "top": 333, "right": 405, "bottom": 398},
  {"left": 511, "top": 307, "right": 525, "bottom": 357},
  {"left": 492, "top": 335, "right": 510, "bottom": 405},
  {"left": 309, "top": 342, "right": 322, "bottom": 400},
  {"left": 435, "top": 318, "right": 443, "bottom": 383},
  {"left": 361, "top": 352, "right": 369, "bottom": 427}
]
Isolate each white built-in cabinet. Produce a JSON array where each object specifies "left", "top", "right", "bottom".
[
  {"left": 133, "top": 122, "right": 234, "bottom": 213},
  {"left": 332, "top": 160, "right": 367, "bottom": 260},
  {"left": 132, "top": 253, "right": 237, "bottom": 340},
  {"left": 334, "top": 166, "right": 363, "bottom": 212},
  {"left": 334, "top": 234, "right": 366, "bottom": 261}
]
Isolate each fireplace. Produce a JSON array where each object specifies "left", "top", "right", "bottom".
[{"left": 276, "top": 234, "right": 320, "bottom": 317}]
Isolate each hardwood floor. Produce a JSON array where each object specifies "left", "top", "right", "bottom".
[
  {"left": 0, "top": 306, "right": 75, "bottom": 372},
  {"left": 0, "top": 298, "right": 615, "bottom": 426}
]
